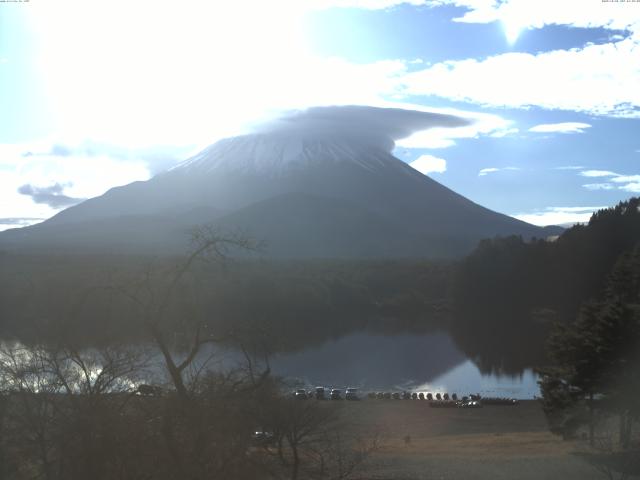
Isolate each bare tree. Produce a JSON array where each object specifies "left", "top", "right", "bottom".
[
  {"left": 0, "top": 343, "right": 148, "bottom": 480},
  {"left": 115, "top": 226, "right": 262, "bottom": 400}
]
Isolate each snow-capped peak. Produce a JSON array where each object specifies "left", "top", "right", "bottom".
[{"left": 169, "top": 133, "right": 395, "bottom": 177}]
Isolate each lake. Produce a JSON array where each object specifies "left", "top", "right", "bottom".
[{"left": 241, "top": 331, "right": 540, "bottom": 399}]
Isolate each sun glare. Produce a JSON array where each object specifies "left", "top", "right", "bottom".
[
  {"left": 25, "top": 1, "right": 312, "bottom": 146},
  {"left": 500, "top": 3, "right": 527, "bottom": 45},
  {"left": 503, "top": 20, "right": 523, "bottom": 45}
]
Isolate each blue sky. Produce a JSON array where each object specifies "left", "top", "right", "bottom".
[{"left": 1, "top": 0, "right": 639, "bottom": 229}]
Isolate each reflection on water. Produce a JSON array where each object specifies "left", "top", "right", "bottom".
[
  {"left": 2, "top": 331, "right": 541, "bottom": 399},
  {"left": 416, "top": 360, "right": 539, "bottom": 399},
  {"left": 268, "top": 332, "right": 539, "bottom": 399}
]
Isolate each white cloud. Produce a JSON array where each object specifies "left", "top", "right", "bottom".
[
  {"left": 611, "top": 174, "right": 640, "bottom": 183},
  {"left": 0, "top": 142, "right": 150, "bottom": 226},
  {"left": 513, "top": 205, "right": 605, "bottom": 226},
  {"left": 409, "top": 154, "right": 447, "bottom": 174},
  {"left": 431, "top": 0, "right": 640, "bottom": 35},
  {"left": 402, "top": 36, "right": 640, "bottom": 117},
  {"left": 489, "top": 127, "right": 519, "bottom": 138},
  {"left": 394, "top": 105, "right": 517, "bottom": 148},
  {"left": 583, "top": 183, "right": 615, "bottom": 191},
  {"left": 309, "top": 0, "right": 428, "bottom": 8},
  {"left": 547, "top": 206, "right": 607, "bottom": 213},
  {"left": 478, "top": 166, "right": 519, "bottom": 176},
  {"left": 529, "top": 122, "right": 591, "bottom": 134},
  {"left": 479, "top": 167, "right": 499, "bottom": 176},
  {"left": 577, "top": 169, "right": 640, "bottom": 192},
  {"left": 580, "top": 170, "right": 618, "bottom": 178},
  {"left": 0, "top": 218, "right": 44, "bottom": 233},
  {"left": 619, "top": 183, "right": 640, "bottom": 193},
  {"left": 555, "top": 165, "right": 584, "bottom": 170}
]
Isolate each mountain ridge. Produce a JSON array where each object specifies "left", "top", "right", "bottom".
[{"left": 0, "top": 131, "right": 560, "bottom": 258}]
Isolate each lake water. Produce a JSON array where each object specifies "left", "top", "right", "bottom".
[
  {"left": 1, "top": 331, "right": 540, "bottom": 399},
  {"left": 264, "top": 332, "right": 540, "bottom": 399}
]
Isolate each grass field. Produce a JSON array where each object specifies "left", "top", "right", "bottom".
[{"left": 330, "top": 400, "right": 634, "bottom": 480}]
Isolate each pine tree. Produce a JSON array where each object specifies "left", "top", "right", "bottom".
[{"left": 538, "top": 244, "right": 640, "bottom": 446}]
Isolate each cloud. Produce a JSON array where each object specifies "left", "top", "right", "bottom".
[
  {"left": 580, "top": 170, "right": 618, "bottom": 177},
  {"left": 478, "top": 166, "right": 519, "bottom": 176},
  {"left": 257, "top": 105, "right": 472, "bottom": 152},
  {"left": 0, "top": 218, "right": 44, "bottom": 233},
  {"left": 0, "top": 143, "right": 151, "bottom": 224},
  {"left": 578, "top": 169, "right": 640, "bottom": 192},
  {"left": 479, "top": 167, "right": 499, "bottom": 176},
  {"left": 610, "top": 175, "right": 640, "bottom": 193},
  {"left": 529, "top": 122, "right": 591, "bottom": 134},
  {"left": 489, "top": 127, "right": 519, "bottom": 138},
  {"left": 619, "top": 183, "right": 640, "bottom": 193},
  {"left": 20, "top": 140, "right": 191, "bottom": 175},
  {"left": 513, "top": 205, "right": 606, "bottom": 226},
  {"left": 310, "top": 0, "right": 429, "bottom": 8},
  {"left": 583, "top": 183, "right": 615, "bottom": 191},
  {"left": 22, "top": 144, "right": 73, "bottom": 158},
  {"left": 391, "top": 105, "right": 517, "bottom": 148},
  {"left": 415, "top": 2, "right": 640, "bottom": 116},
  {"left": 401, "top": 36, "right": 640, "bottom": 117},
  {"left": 409, "top": 154, "right": 447, "bottom": 174},
  {"left": 17, "top": 183, "right": 86, "bottom": 209},
  {"left": 0, "top": 217, "right": 44, "bottom": 226},
  {"left": 610, "top": 174, "right": 640, "bottom": 183},
  {"left": 431, "top": 0, "right": 640, "bottom": 33},
  {"left": 555, "top": 165, "right": 584, "bottom": 170}
]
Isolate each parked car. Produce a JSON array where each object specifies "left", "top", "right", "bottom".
[
  {"left": 392, "top": 392, "right": 401, "bottom": 400},
  {"left": 251, "top": 430, "right": 275, "bottom": 446},
  {"left": 315, "top": 387, "right": 326, "bottom": 400},
  {"left": 345, "top": 388, "right": 359, "bottom": 400},
  {"left": 294, "top": 389, "right": 308, "bottom": 400},
  {"left": 330, "top": 388, "right": 342, "bottom": 400}
]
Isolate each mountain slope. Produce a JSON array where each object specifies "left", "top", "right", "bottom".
[{"left": 0, "top": 132, "right": 553, "bottom": 258}]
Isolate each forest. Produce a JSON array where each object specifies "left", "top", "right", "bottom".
[{"left": 452, "top": 197, "right": 640, "bottom": 373}]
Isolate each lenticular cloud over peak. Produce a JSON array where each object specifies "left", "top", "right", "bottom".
[{"left": 253, "top": 105, "right": 472, "bottom": 152}]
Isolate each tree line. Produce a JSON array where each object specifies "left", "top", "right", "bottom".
[
  {"left": 452, "top": 197, "right": 640, "bottom": 373},
  {"left": 452, "top": 198, "right": 640, "bottom": 475}
]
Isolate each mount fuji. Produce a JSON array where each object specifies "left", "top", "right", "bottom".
[{"left": 0, "top": 106, "right": 558, "bottom": 258}]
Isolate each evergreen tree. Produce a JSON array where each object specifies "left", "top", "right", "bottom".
[{"left": 538, "top": 244, "right": 640, "bottom": 446}]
